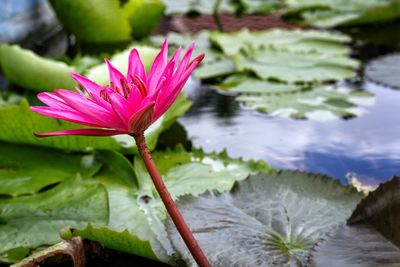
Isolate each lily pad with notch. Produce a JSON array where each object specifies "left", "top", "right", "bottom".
[{"left": 167, "top": 171, "right": 363, "bottom": 266}]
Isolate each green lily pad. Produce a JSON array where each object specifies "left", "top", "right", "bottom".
[
  {"left": 167, "top": 171, "right": 362, "bottom": 266},
  {"left": 0, "top": 178, "right": 109, "bottom": 263},
  {"left": 234, "top": 49, "right": 358, "bottom": 83},
  {"left": 134, "top": 145, "right": 272, "bottom": 199},
  {"left": 163, "top": 0, "right": 234, "bottom": 15},
  {"left": 0, "top": 94, "right": 191, "bottom": 153},
  {"left": 311, "top": 177, "right": 400, "bottom": 266},
  {"left": 0, "top": 44, "right": 76, "bottom": 92},
  {"left": 365, "top": 53, "right": 400, "bottom": 89},
  {"left": 238, "top": 0, "right": 282, "bottom": 14},
  {"left": 49, "top": 0, "right": 131, "bottom": 43},
  {"left": 0, "top": 142, "right": 101, "bottom": 197},
  {"left": 221, "top": 80, "right": 374, "bottom": 120},
  {"left": 210, "top": 28, "right": 351, "bottom": 56}
]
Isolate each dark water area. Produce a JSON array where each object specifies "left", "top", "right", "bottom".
[{"left": 180, "top": 22, "right": 400, "bottom": 185}]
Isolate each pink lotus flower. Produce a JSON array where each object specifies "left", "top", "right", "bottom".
[{"left": 30, "top": 40, "right": 204, "bottom": 137}]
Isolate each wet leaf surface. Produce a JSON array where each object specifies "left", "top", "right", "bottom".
[
  {"left": 167, "top": 171, "right": 362, "bottom": 266},
  {"left": 311, "top": 177, "right": 400, "bottom": 266},
  {"left": 365, "top": 53, "right": 400, "bottom": 89}
]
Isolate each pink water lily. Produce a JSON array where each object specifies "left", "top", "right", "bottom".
[{"left": 30, "top": 40, "right": 204, "bottom": 137}]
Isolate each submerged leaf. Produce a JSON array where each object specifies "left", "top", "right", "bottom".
[{"left": 167, "top": 171, "right": 362, "bottom": 266}]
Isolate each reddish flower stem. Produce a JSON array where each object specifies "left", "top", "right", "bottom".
[{"left": 134, "top": 133, "right": 211, "bottom": 267}]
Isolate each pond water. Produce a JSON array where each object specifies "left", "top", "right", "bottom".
[
  {"left": 180, "top": 81, "right": 400, "bottom": 185},
  {"left": 179, "top": 23, "right": 400, "bottom": 185}
]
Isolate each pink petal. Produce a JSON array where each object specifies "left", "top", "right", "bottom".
[
  {"left": 126, "top": 88, "right": 143, "bottom": 111},
  {"left": 54, "top": 89, "right": 124, "bottom": 129},
  {"left": 147, "top": 39, "right": 168, "bottom": 94},
  {"left": 128, "top": 49, "right": 147, "bottom": 83},
  {"left": 37, "top": 92, "right": 74, "bottom": 110},
  {"left": 105, "top": 59, "right": 128, "bottom": 95},
  {"left": 108, "top": 91, "right": 134, "bottom": 125},
  {"left": 30, "top": 106, "right": 107, "bottom": 128},
  {"left": 35, "top": 128, "right": 123, "bottom": 137},
  {"left": 173, "top": 42, "right": 195, "bottom": 82},
  {"left": 71, "top": 73, "right": 102, "bottom": 96},
  {"left": 153, "top": 53, "right": 204, "bottom": 121},
  {"left": 128, "top": 102, "right": 155, "bottom": 135}
]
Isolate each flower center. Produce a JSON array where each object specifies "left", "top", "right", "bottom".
[{"left": 100, "top": 75, "right": 148, "bottom": 103}]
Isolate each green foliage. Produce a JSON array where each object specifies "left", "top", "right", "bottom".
[
  {"left": 0, "top": 178, "right": 109, "bottom": 263},
  {"left": 67, "top": 145, "right": 271, "bottom": 264},
  {"left": 49, "top": 0, "right": 131, "bottom": 43},
  {"left": 0, "top": 44, "right": 76, "bottom": 92},
  {"left": 70, "top": 225, "right": 157, "bottom": 260},
  {"left": 123, "top": 0, "right": 165, "bottom": 39},
  {"left": 0, "top": 142, "right": 101, "bottom": 196},
  {"left": 283, "top": 0, "right": 400, "bottom": 27},
  {"left": 167, "top": 171, "right": 362, "bottom": 266},
  {"left": 163, "top": 0, "right": 234, "bottom": 15}
]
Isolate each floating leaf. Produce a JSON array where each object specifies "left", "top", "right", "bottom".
[
  {"left": 49, "top": 0, "right": 131, "bottom": 43},
  {"left": 234, "top": 49, "right": 358, "bottom": 83},
  {"left": 0, "top": 179, "right": 108, "bottom": 263},
  {"left": 163, "top": 0, "right": 234, "bottom": 15},
  {"left": 134, "top": 145, "right": 272, "bottom": 199},
  {"left": 365, "top": 53, "right": 400, "bottom": 89},
  {"left": 0, "top": 44, "right": 76, "bottom": 92},
  {"left": 210, "top": 28, "right": 351, "bottom": 56},
  {"left": 0, "top": 94, "right": 191, "bottom": 153},
  {"left": 238, "top": 0, "right": 282, "bottom": 14},
  {"left": 0, "top": 142, "right": 101, "bottom": 197},
  {"left": 230, "top": 82, "right": 374, "bottom": 120},
  {"left": 311, "top": 177, "right": 400, "bottom": 266},
  {"left": 167, "top": 171, "right": 362, "bottom": 266}
]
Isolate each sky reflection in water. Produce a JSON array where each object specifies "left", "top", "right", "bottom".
[{"left": 180, "top": 80, "right": 400, "bottom": 184}]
